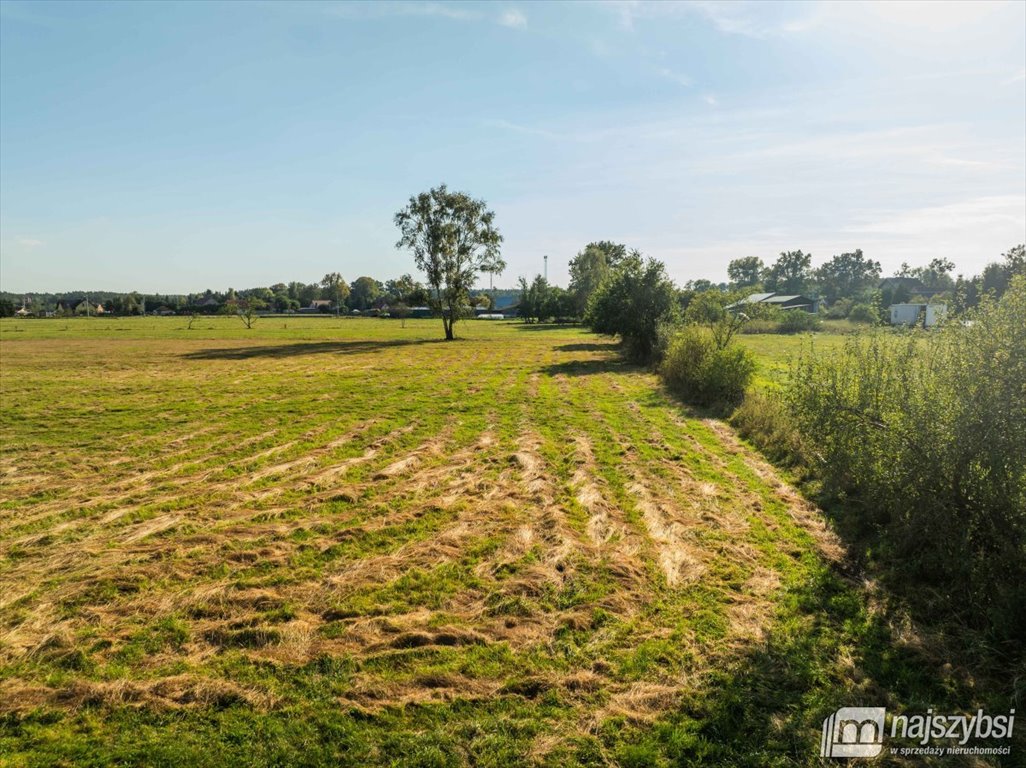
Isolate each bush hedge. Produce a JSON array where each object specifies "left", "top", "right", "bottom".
[{"left": 660, "top": 326, "right": 755, "bottom": 411}]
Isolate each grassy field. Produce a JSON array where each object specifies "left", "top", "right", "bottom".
[
  {"left": 0, "top": 317, "right": 1003, "bottom": 766},
  {"left": 736, "top": 326, "right": 853, "bottom": 390}
]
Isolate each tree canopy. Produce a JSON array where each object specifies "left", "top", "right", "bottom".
[
  {"left": 585, "top": 251, "right": 679, "bottom": 363},
  {"left": 727, "top": 256, "right": 764, "bottom": 288},
  {"left": 763, "top": 250, "right": 812, "bottom": 295},
  {"left": 814, "top": 249, "right": 881, "bottom": 304}
]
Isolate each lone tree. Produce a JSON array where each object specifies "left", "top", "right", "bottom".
[
  {"left": 395, "top": 184, "right": 504, "bottom": 340},
  {"left": 224, "top": 297, "right": 265, "bottom": 329}
]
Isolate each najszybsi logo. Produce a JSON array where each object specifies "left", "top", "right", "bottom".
[
  {"left": 820, "top": 706, "right": 1016, "bottom": 759},
  {"left": 821, "top": 707, "right": 886, "bottom": 757}
]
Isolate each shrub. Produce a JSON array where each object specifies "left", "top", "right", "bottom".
[
  {"left": 847, "top": 303, "right": 877, "bottom": 324},
  {"left": 739, "top": 307, "right": 820, "bottom": 334},
  {"left": 682, "top": 290, "right": 728, "bottom": 324},
  {"left": 660, "top": 326, "right": 755, "bottom": 411},
  {"left": 786, "top": 276, "right": 1026, "bottom": 641},
  {"left": 729, "top": 389, "right": 806, "bottom": 468},
  {"left": 825, "top": 298, "right": 853, "bottom": 319},
  {"left": 777, "top": 310, "right": 820, "bottom": 333},
  {"left": 738, "top": 318, "right": 781, "bottom": 334}
]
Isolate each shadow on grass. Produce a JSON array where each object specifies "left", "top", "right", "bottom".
[
  {"left": 621, "top": 564, "right": 990, "bottom": 767},
  {"left": 553, "top": 342, "right": 620, "bottom": 353},
  {"left": 539, "top": 357, "right": 637, "bottom": 378},
  {"left": 513, "top": 322, "right": 581, "bottom": 332},
  {"left": 181, "top": 338, "right": 448, "bottom": 360}
]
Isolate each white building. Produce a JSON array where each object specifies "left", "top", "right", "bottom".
[{"left": 889, "top": 303, "right": 946, "bottom": 328}]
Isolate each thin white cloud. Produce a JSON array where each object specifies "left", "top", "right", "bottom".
[
  {"left": 499, "top": 9, "right": 527, "bottom": 29},
  {"left": 689, "top": 1, "right": 821, "bottom": 38},
  {"left": 657, "top": 67, "right": 693, "bottom": 87},
  {"left": 16, "top": 237, "right": 44, "bottom": 247},
  {"left": 325, "top": 2, "right": 478, "bottom": 22},
  {"left": 703, "top": 94, "right": 719, "bottom": 107},
  {"left": 481, "top": 118, "right": 581, "bottom": 141},
  {"left": 326, "top": 2, "right": 530, "bottom": 28},
  {"left": 609, "top": 0, "right": 641, "bottom": 31},
  {"left": 604, "top": 1, "right": 820, "bottom": 38},
  {"left": 925, "top": 156, "right": 998, "bottom": 170},
  {"left": 846, "top": 195, "right": 1026, "bottom": 238},
  {"left": 1006, "top": 68, "right": 1026, "bottom": 84}
]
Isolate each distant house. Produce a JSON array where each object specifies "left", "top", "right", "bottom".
[
  {"left": 73, "top": 300, "right": 103, "bottom": 315},
  {"left": 890, "top": 303, "right": 947, "bottom": 328},
  {"left": 726, "top": 292, "right": 820, "bottom": 314},
  {"left": 195, "top": 296, "right": 221, "bottom": 313},
  {"left": 298, "top": 299, "right": 333, "bottom": 314}
]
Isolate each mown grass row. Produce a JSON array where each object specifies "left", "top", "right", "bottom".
[{"left": 0, "top": 317, "right": 1008, "bottom": 766}]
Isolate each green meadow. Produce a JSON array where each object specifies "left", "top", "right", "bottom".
[{"left": 0, "top": 317, "right": 1007, "bottom": 766}]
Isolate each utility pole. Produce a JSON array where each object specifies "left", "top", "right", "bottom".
[{"left": 543, "top": 254, "right": 548, "bottom": 282}]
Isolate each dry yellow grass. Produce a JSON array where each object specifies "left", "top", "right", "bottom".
[{"left": 0, "top": 318, "right": 969, "bottom": 767}]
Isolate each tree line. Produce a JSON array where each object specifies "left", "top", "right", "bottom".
[
  {"left": 510, "top": 242, "right": 1025, "bottom": 328},
  {"left": 0, "top": 276, "right": 520, "bottom": 319},
  {"left": 3, "top": 180, "right": 1021, "bottom": 341}
]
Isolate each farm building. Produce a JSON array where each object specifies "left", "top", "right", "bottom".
[
  {"left": 726, "top": 292, "right": 820, "bottom": 314},
  {"left": 889, "top": 303, "right": 947, "bottom": 327}
]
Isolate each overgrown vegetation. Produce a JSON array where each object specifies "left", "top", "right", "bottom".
[
  {"left": 738, "top": 305, "right": 822, "bottom": 334},
  {"left": 735, "top": 276, "right": 1026, "bottom": 653},
  {"left": 789, "top": 277, "right": 1026, "bottom": 643}
]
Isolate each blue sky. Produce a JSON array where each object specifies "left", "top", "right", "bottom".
[{"left": 1, "top": 0, "right": 1024, "bottom": 293}]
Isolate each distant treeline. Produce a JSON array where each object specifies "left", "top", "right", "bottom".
[
  {"left": 2, "top": 243, "right": 1022, "bottom": 321},
  {"left": 0, "top": 275, "right": 522, "bottom": 317}
]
